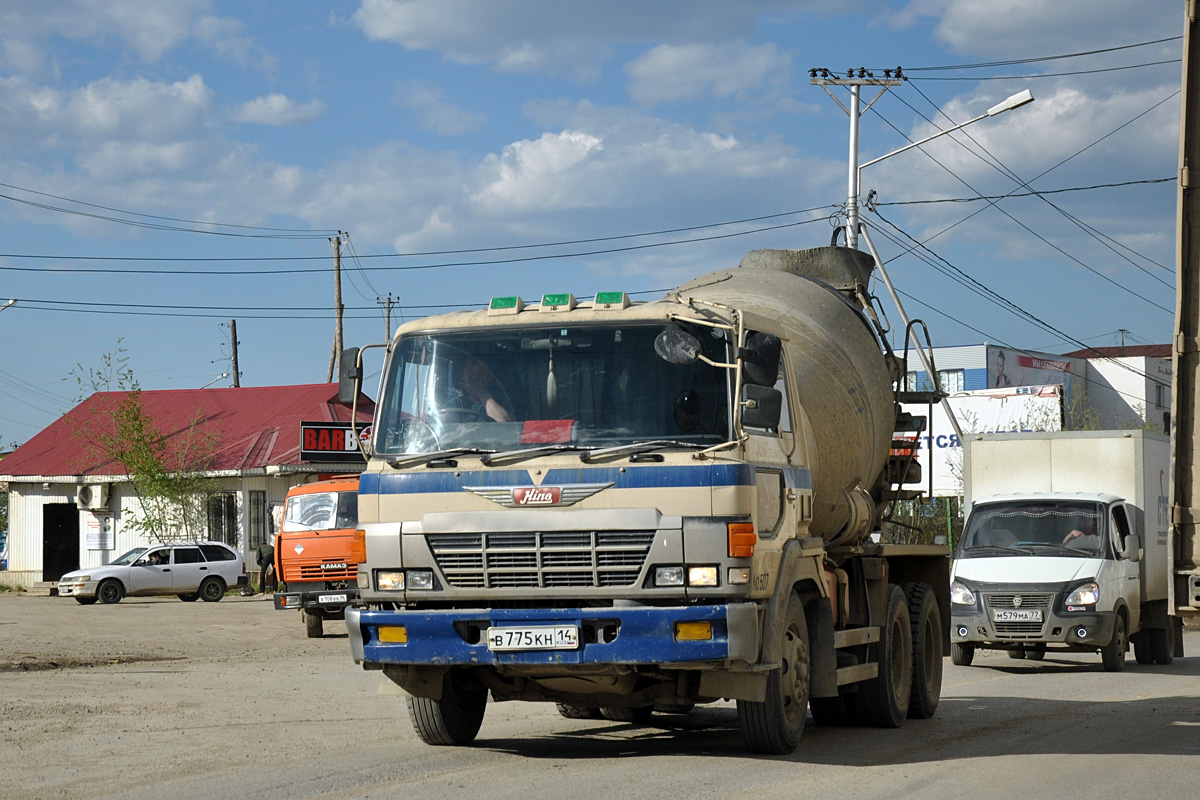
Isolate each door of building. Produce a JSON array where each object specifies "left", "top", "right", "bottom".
[{"left": 42, "top": 504, "right": 80, "bottom": 582}]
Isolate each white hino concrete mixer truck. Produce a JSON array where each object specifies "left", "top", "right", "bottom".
[{"left": 338, "top": 246, "right": 950, "bottom": 754}]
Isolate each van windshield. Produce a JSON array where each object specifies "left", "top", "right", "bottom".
[
  {"left": 958, "top": 501, "right": 1108, "bottom": 559},
  {"left": 373, "top": 322, "right": 732, "bottom": 456}
]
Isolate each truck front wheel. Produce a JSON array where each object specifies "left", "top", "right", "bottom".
[
  {"left": 846, "top": 584, "right": 912, "bottom": 728},
  {"left": 737, "top": 591, "right": 809, "bottom": 754},
  {"left": 406, "top": 670, "right": 488, "bottom": 746},
  {"left": 1101, "top": 612, "right": 1127, "bottom": 672},
  {"left": 304, "top": 610, "right": 323, "bottom": 638}
]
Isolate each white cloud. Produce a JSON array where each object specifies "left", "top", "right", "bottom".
[
  {"left": 394, "top": 81, "right": 485, "bottom": 135},
  {"left": 626, "top": 42, "right": 791, "bottom": 105},
  {"left": 352, "top": 0, "right": 822, "bottom": 75},
  {"left": 230, "top": 94, "right": 327, "bottom": 126},
  {"left": 0, "top": 0, "right": 253, "bottom": 72}
]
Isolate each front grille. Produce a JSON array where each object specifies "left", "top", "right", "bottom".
[
  {"left": 296, "top": 563, "right": 358, "bottom": 581},
  {"left": 984, "top": 592, "right": 1053, "bottom": 639},
  {"left": 427, "top": 530, "right": 656, "bottom": 589}
]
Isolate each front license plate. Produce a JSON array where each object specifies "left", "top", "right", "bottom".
[
  {"left": 992, "top": 609, "right": 1042, "bottom": 622},
  {"left": 485, "top": 625, "right": 579, "bottom": 652},
  {"left": 318, "top": 593, "right": 348, "bottom": 604}
]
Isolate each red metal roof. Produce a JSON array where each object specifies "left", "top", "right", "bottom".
[
  {"left": 1061, "top": 344, "right": 1171, "bottom": 358},
  {"left": 2, "top": 384, "right": 374, "bottom": 478}
]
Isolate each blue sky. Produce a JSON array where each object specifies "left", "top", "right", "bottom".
[{"left": 0, "top": 0, "right": 1184, "bottom": 447}]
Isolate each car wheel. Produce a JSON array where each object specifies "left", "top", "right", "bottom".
[
  {"left": 556, "top": 704, "right": 602, "bottom": 720},
  {"left": 198, "top": 577, "right": 225, "bottom": 602},
  {"left": 600, "top": 706, "right": 654, "bottom": 723},
  {"left": 75, "top": 596, "right": 98, "bottom": 605},
  {"left": 97, "top": 579, "right": 124, "bottom": 605},
  {"left": 178, "top": 593, "right": 199, "bottom": 602}
]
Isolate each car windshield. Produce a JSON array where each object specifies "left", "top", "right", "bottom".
[
  {"left": 109, "top": 548, "right": 147, "bottom": 566},
  {"left": 958, "top": 501, "right": 1108, "bottom": 558},
  {"left": 283, "top": 491, "right": 358, "bottom": 532},
  {"left": 373, "top": 322, "right": 732, "bottom": 456}
]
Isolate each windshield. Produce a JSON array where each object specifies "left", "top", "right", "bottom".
[
  {"left": 374, "top": 322, "right": 732, "bottom": 456},
  {"left": 283, "top": 491, "right": 358, "bottom": 532},
  {"left": 958, "top": 501, "right": 1107, "bottom": 558},
  {"left": 110, "top": 548, "right": 147, "bottom": 566}
]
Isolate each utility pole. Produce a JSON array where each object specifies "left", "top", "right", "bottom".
[
  {"left": 1171, "top": 0, "right": 1200, "bottom": 616},
  {"left": 326, "top": 232, "right": 345, "bottom": 383},
  {"left": 810, "top": 68, "right": 904, "bottom": 249},
  {"left": 229, "top": 319, "right": 241, "bottom": 387},
  {"left": 377, "top": 293, "right": 395, "bottom": 339}
]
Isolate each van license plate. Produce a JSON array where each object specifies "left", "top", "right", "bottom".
[
  {"left": 318, "top": 593, "right": 347, "bottom": 604},
  {"left": 992, "top": 609, "right": 1042, "bottom": 622},
  {"left": 486, "top": 625, "right": 579, "bottom": 652}
]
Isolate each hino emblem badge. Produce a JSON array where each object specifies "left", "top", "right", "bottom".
[{"left": 463, "top": 482, "right": 613, "bottom": 507}]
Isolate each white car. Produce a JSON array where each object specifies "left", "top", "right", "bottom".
[{"left": 57, "top": 542, "right": 248, "bottom": 604}]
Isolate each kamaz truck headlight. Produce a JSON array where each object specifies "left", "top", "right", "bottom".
[
  {"left": 1065, "top": 582, "right": 1100, "bottom": 606},
  {"left": 950, "top": 580, "right": 976, "bottom": 606}
]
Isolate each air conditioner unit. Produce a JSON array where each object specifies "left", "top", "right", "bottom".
[{"left": 76, "top": 483, "right": 110, "bottom": 511}]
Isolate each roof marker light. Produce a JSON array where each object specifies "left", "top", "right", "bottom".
[
  {"left": 488, "top": 296, "right": 524, "bottom": 316},
  {"left": 539, "top": 293, "right": 576, "bottom": 312},
  {"left": 594, "top": 291, "right": 630, "bottom": 309}
]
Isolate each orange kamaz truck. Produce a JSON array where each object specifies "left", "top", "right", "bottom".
[{"left": 273, "top": 477, "right": 362, "bottom": 637}]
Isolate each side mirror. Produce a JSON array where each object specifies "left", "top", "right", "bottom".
[
  {"left": 741, "top": 384, "right": 782, "bottom": 430},
  {"left": 338, "top": 347, "right": 362, "bottom": 405},
  {"left": 1121, "top": 533, "right": 1142, "bottom": 562},
  {"left": 739, "top": 331, "right": 782, "bottom": 386}
]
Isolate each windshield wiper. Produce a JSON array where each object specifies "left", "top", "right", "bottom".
[
  {"left": 580, "top": 439, "right": 708, "bottom": 463},
  {"left": 480, "top": 444, "right": 596, "bottom": 466},
  {"left": 387, "top": 447, "right": 496, "bottom": 468},
  {"left": 962, "top": 544, "right": 1035, "bottom": 556}
]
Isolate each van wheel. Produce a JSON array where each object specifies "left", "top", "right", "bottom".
[
  {"left": 1007, "top": 649, "right": 1026, "bottom": 660},
  {"left": 845, "top": 585, "right": 912, "bottom": 728},
  {"left": 903, "top": 582, "right": 943, "bottom": 719},
  {"left": 1150, "top": 624, "right": 1175, "bottom": 665},
  {"left": 97, "top": 580, "right": 124, "bottom": 605},
  {"left": 1132, "top": 632, "right": 1154, "bottom": 664},
  {"left": 556, "top": 704, "right": 602, "bottom": 720},
  {"left": 406, "top": 670, "right": 487, "bottom": 745},
  {"left": 950, "top": 643, "right": 974, "bottom": 666},
  {"left": 198, "top": 577, "right": 225, "bottom": 602},
  {"left": 600, "top": 706, "right": 654, "bottom": 723},
  {"left": 1025, "top": 645, "right": 1046, "bottom": 661},
  {"left": 737, "top": 591, "right": 809, "bottom": 753},
  {"left": 304, "top": 611, "right": 323, "bottom": 638},
  {"left": 1101, "top": 613, "right": 1127, "bottom": 672}
]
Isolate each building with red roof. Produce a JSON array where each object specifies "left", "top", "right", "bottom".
[{"left": 1, "top": 384, "right": 372, "bottom": 587}]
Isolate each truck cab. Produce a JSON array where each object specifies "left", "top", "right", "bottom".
[{"left": 273, "top": 477, "right": 363, "bottom": 637}]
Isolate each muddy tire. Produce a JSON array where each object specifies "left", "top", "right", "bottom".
[
  {"left": 406, "top": 670, "right": 488, "bottom": 745},
  {"left": 845, "top": 585, "right": 912, "bottom": 728},
  {"left": 737, "top": 591, "right": 809, "bottom": 753},
  {"left": 903, "top": 582, "right": 943, "bottom": 719}
]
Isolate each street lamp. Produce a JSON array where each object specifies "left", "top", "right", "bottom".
[
  {"left": 847, "top": 88, "right": 1034, "bottom": 248},
  {"left": 200, "top": 373, "right": 229, "bottom": 389},
  {"left": 0, "top": 299, "right": 14, "bottom": 313}
]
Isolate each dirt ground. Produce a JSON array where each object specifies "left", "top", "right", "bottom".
[{"left": 2, "top": 590, "right": 1199, "bottom": 800}]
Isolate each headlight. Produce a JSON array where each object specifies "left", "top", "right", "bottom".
[
  {"left": 406, "top": 570, "right": 434, "bottom": 590},
  {"left": 950, "top": 581, "right": 976, "bottom": 606},
  {"left": 1065, "top": 582, "right": 1100, "bottom": 606},
  {"left": 70, "top": 576, "right": 90, "bottom": 583},
  {"left": 655, "top": 566, "right": 685, "bottom": 587},
  {"left": 375, "top": 570, "right": 405, "bottom": 591},
  {"left": 687, "top": 566, "right": 719, "bottom": 587}
]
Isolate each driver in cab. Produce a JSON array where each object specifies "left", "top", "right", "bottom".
[{"left": 455, "top": 359, "right": 512, "bottom": 422}]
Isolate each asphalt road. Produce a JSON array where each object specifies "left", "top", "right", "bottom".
[{"left": 1, "top": 592, "right": 1198, "bottom": 800}]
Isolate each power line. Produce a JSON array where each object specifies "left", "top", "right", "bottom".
[
  {"left": 909, "top": 59, "right": 1180, "bottom": 81},
  {"left": 881, "top": 177, "right": 1174, "bottom": 206},
  {"left": 894, "top": 36, "right": 1182, "bottom": 72}
]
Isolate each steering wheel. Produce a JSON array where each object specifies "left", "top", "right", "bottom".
[
  {"left": 404, "top": 416, "right": 443, "bottom": 451},
  {"left": 438, "top": 407, "right": 487, "bottom": 423}
]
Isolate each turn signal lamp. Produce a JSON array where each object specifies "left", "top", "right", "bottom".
[
  {"left": 675, "top": 621, "right": 713, "bottom": 641},
  {"left": 728, "top": 523, "right": 757, "bottom": 558},
  {"left": 348, "top": 529, "right": 366, "bottom": 565},
  {"left": 378, "top": 626, "right": 408, "bottom": 643}
]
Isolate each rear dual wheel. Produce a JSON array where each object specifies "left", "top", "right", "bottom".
[{"left": 845, "top": 585, "right": 912, "bottom": 728}]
